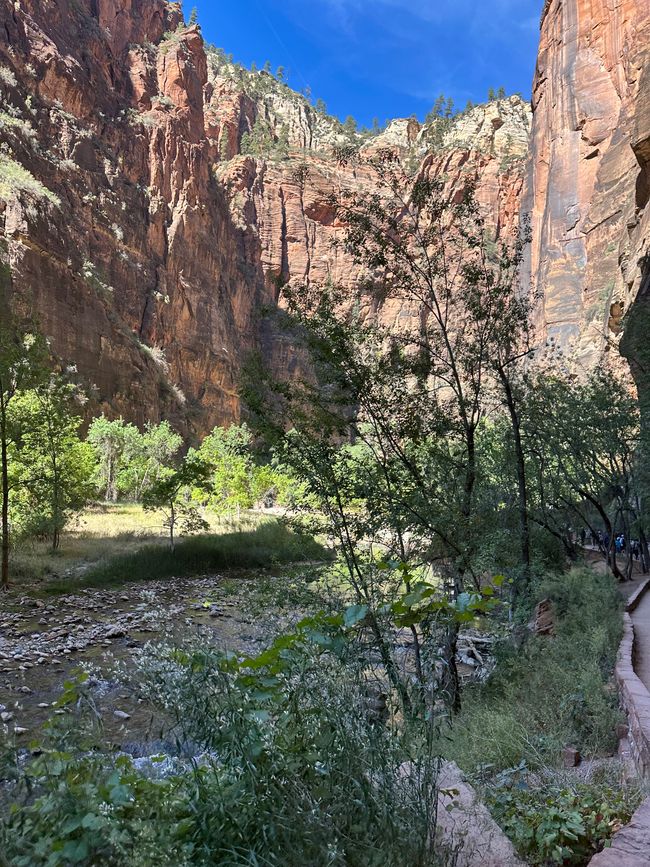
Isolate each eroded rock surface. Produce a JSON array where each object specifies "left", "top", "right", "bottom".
[
  {"left": 0, "top": 0, "right": 529, "bottom": 435},
  {"left": 523, "top": 0, "right": 650, "bottom": 366}
]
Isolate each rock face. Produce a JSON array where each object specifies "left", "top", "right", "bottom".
[
  {"left": 0, "top": 0, "right": 530, "bottom": 435},
  {"left": 523, "top": 0, "right": 650, "bottom": 368},
  {"left": 2, "top": 0, "right": 649, "bottom": 435}
]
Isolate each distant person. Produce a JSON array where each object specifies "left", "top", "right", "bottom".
[{"left": 580, "top": 528, "right": 586, "bottom": 547}]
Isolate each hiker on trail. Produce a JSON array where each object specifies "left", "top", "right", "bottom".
[
  {"left": 580, "top": 528, "right": 586, "bottom": 547},
  {"left": 632, "top": 540, "right": 641, "bottom": 561}
]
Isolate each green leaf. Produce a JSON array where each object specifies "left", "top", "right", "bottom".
[{"left": 344, "top": 604, "right": 368, "bottom": 627}]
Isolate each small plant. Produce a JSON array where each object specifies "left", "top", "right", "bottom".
[
  {"left": 0, "top": 153, "right": 60, "bottom": 205},
  {"left": 0, "top": 65, "right": 17, "bottom": 87},
  {"left": 488, "top": 778, "right": 643, "bottom": 865}
]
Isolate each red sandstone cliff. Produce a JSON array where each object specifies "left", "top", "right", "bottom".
[
  {"left": 0, "top": 0, "right": 530, "bottom": 435},
  {"left": 523, "top": 0, "right": 650, "bottom": 368}
]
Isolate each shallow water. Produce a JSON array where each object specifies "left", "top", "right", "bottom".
[{"left": 0, "top": 571, "right": 301, "bottom": 746}]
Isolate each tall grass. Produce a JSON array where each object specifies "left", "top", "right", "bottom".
[
  {"left": 46, "top": 521, "right": 331, "bottom": 591},
  {"left": 444, "top": 568, "right": 623, "bottom": 773}
]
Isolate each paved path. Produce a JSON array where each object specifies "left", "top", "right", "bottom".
[{"left": 632, "top": 586, "right": 650, "bottom": 693}]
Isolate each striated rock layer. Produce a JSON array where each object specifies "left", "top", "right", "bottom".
[
  {"left": 3, "top": 0, "right": 649, "bottom": 434},
  {"left": 0, "top": 0, "right": 529, "bottom": 435},
  {"left": 523, "top": 0, "right": 650, "bottom": 369}
]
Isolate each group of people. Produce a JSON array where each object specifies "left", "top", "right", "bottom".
[{"left": 582, "top": 528, "right": 642, "bottom": 560}]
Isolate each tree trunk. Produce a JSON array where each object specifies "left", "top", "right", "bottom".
[
  {"left": 169, "top": 503, "right": 175, "bottom": 553},
  {"left": 499, "top": 367, "right": 531, "bottom": 590},
  {"left": 441, "top": 621, "right": 461, "bottom": 714},
  {"left": 51, "top": 446, "right": 60, "bottom": 552},
  {"left": 1, "top": 405, "right": 9, "bottom": 590},
  {"left": 640, "top": 527, "right": 650, "bottom": 575}
]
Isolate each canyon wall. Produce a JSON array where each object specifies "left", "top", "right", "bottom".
[
  {"left": 0, "top": 0, "right": 529, "bottom": 435},
  {"left": 524, "top": 0, "right": 650, "bottom": 369},
  {"left": 2, "top": 0, "right": 649, "bottom": 434}
]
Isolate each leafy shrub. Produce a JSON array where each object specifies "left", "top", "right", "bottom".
[
  {"left": 488, "top": 778, "right": 643, "bottom": 865},
  {"left": 0, "top": 65, "right": 17, "bottom": 87},
  {"left": 1, "top": 625, "right": 442, "bottom": 866},
  {"left": 0, "top": 153, "right": 60, "bottom": 205}
]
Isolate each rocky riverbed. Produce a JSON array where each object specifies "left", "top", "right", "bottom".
[{"left": 0, "top": 572, "right": 307, "bottom": 744}]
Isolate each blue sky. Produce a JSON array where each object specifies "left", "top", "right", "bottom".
[{"left": 189, "top": 0, "right": 542, "bottom": 127}]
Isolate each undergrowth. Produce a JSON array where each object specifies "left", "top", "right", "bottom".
[
  {"left": 487, "top": 768, "right": 643, "bottom": 866},
  {"left": 1, "top": 623, "right": 443, "bottom": 866},
  {"left": 444, "top": 567, "right": 637, "bottom": 866},
  {"left": 444, "top": 568, "right": 623, "bottom": 773}
]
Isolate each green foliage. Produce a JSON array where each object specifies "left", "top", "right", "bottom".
[
  {"left": 0, "top": 65, "right": 17, "bottom": 88},
  {"left": 240, "top": 116, "right": 289, "bottom": 160},
  {"left": 195, "top": 423, "right": 299, "bottom": 515},
  {"left": 87, "top": 417, "right": 182, "bottom": 502},
  {"left": 69, "top": 520, "right": 329, "bottom": 588},
  {"left": 444, "top": 569, "right": 623, "bottom": 773},
  {"left": 119, "top": 420, "right": 182, "bottom": 500},
  {"left": 8, "top": 380, "right": 95, "bottom": 549},
  {"left": 489, "top": 776, "right": 642, "bottom": 865},
  {"left": 1, "top": 629, "right": 441, "bottom": 866},
  {"left": 87, "top": 416, "right": 135, "bottom": 502},
  {"left": 522, "top": 367, "right": 641, "bottom": 578},
  {"left": 343, "top": 114, "right": 358, "bottom": 137},
  {"left": 0, "top": 153, "right": 60, "bottom": 205},
  {"left": 142, "top": 451, "right": 210, "bottom": 550},
  {"left": 0, "top": 317, "right": 51, "bottom": 586}
]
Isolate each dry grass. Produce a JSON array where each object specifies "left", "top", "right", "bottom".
[{"left": 10, "top": 503, "right": 266, "bottom": 588}]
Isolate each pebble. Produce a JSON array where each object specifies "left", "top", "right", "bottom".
[
  {"left": 113, "top": 710, "right": 131, "bottom": 721},
  {"left": 1, "top": 711, "right": 14, "bottom": 722},
  {"left": 14, "top": 726, "right": 28, "bottom": 735}
]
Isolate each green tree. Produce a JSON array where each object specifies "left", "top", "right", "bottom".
[
  {"left": 9, "top": 380, "right": 94, "bottom": 550},
  {"left": 198, "top": 424, "right": 255, "bottom": 517},
  {"left": 275, "top": 65, "right": 285, "bottom": 82},
  {"left": 523, "top": 367, "right": 641, "bottom": 580},
  {"left": 188, "top": 6, "right": 198, "bottom": 26},
  {"left": 250, "top": 60, "right": 258, "bottom": 73},
  {"left": 0, "top": 310, "right": 48, "bottom": 588},
  {"left": 497, "top": 86, "right": 507, "bottom": 100},
  {"left": 263, "top": 60, "right": 272, "bottom": 74},
  {"left": 118, "top": 420, "right": 182, "bottom": 501},
  {"left": 425, "top": 94, "right": 446, "bottom": 124},
  {"left": 143, "top": 452, "right": 211, "bottom": 551},
  {"left": 244, "top": 158, "right": 530, "bottom": 712},
  {"left": 343, "top": 115, "right": 358, "bottom": 137},
  {"left": 488, "top": 87, "right": 496, "bottom": 101},
  {"left": 87, "top": 416, "right": 138, "bottom": 502},
  {"left": 315, "top": 98, "right": 327, "bottom": 115}
]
